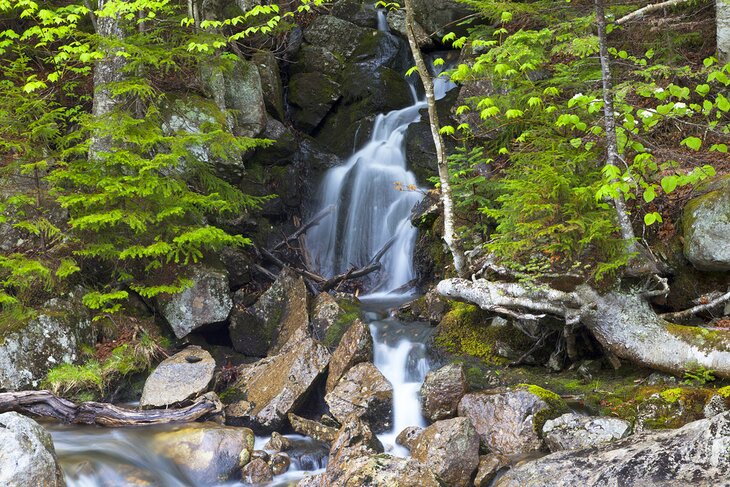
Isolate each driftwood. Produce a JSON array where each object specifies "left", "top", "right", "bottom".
[
  {"left": 0, "top": 390, "right": 222, "bottom": 427},
  {"left": 273, "top": 205, "right": 334, "bottom": 251}
]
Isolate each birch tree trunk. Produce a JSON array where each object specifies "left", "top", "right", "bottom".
[
  {"left": 403, "top": 0, "right": 468, "bottom": 278},
  {"left": 718, "top": 0, "right": 730, "bottom": 63}
]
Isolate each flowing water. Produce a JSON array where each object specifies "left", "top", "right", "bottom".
[{"left": 49, "top": 12, "right": 452, "bottom": 486}]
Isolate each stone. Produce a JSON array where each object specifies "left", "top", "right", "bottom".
[
  {"left": 682, "top": 176, "right": 730, "bottom": 271},
  {"left": 395, "top": 425, "right": 423, "bottom": 451},
  {"left": 223, "top": 57, "right": 267, "bottom": 138},
  {"left": 252, "top": 50, "right": 285, "bottom": 121},
  {"left": 411, "top": 0, "right": 474, "bottom": 38},
  {"left": 140, "top": 345, "right": 216, "bottom": 408},
  {"left": 326, "top": 319, "right": 373, "bottom": 393},
  {"left": 458, "top": 386, "right": 567, "bottom": 455},
  {"left": 288, "top": 413, "right": 339, "bottom": 444},
  {"left": 303, "top": 15, "right": 369, "bottom": 58},
  {"left": 264, "top": 431, "right": 291, "bottom": 452},
  {"left": 495, "top": 411, "right": 730, "bottom": 487},
  {"left": 288, "top": 72, "right": 341, "bottom": 132},
  {"left": 291, "top": 45, "right": 344, "bottom": 77},
  {"left": 411, "top": 417, "right": 480, "bottom": 487},
  {"left": 326, "top": 416, "right": 384, "bottom": 484},
  {"left": 474, "top": 454, "right": 510, "bottom": 487},
  {"left": 229, "top": 267, "right": 309, "bottom": 357},
  {"left": 325, "top": 362, "right": 393, "bottom": 433},
  {"left": 0, "top": 295, "right": 94, "bottom": 391},
  {"left": 252, "top": 450, "right": 270, "bottom": 462},
  {"left": 310, "top": 292, "right": 346, "bottom": 345},
  {"left": 704, "top": 394, "right": 728, "bottom": 418},
  {"left": 225, "top": 335, "right": 330, "bottom": 432},
  {"left": 156, "top": 265, "right": 232, "bottom": 339},
  {"left": 330, "top": 0, "right": 379, "bottom": 28},
  {"left": 297, "top": 473, "right": 325, "bottom": 487},
  {"left": 0, "top": 412, "right": 65, "bottom": 487},
  {"left": 541, "top": 413, "right": 632, "bottom": 452},
  {"left": 269, "top": 452, "right": 291, "bottom": 476},
  {"left": 241, "top": 458, "right": 273, "bottom": 484},
  {"left": 387, "top": 9, "right": 432, "bottom": 47},
  {"left": 150, "top": 423, "right": 254, "bottom": 485},
  {"left": 332, "top": 455, "right": 442, "bottom": 487},
  {"left": 420, "top": 362, "right": 468, "bottom": 422}
]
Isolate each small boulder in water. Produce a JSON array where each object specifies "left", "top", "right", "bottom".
[
  {"left": 410, "top": 417, "right": 480, "bottom": 487},
  {"left": 269, "top": 452, "right": 291, "bottom": 475},
  {"left": 395, "top": 425, "right": 423, "bottom": 451},
  {"left": 324, "top": 362, "right": 393, "bottom": 433},
  {"left": 542, "top": 413, "right": 632, "bottom": 452},
  {"left": 420, "top": 362, "right": 468, "bottom": 422},
  {"left": 264, "top": 431, "right": 292, "bottom": 452},
  {"left": 140, "top": 345, "right": 215, "bottom": 408},
  {"left": 241, "top": 458, "right": 273, "bottom": 484},
  {"left": 326, "top": 318, "right": 373, "bottom": 393},
  {"left": 0, "top": 412, "right": 65, "bottom": 487}
]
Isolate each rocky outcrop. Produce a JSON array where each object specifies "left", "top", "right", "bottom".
[
  {"left": 0, "top": 412, "right": 66, "bottom": 487},
  {"left": 682, "top": 176, "right": 730, "bottom": 271},
  {"left": 229, "top": 267, "right": 309, "bottom": 357},
  {"left": 140, "top": 346, "right": 215, "bottom": 408},
  {"left": 150, "top": 423, "right": 254, "bottom": 485},
  {"left": 410, "top": 417, "right": 480, "bottom": 487},
  {"left": 420, "top": 362, "right": 467, "bottom": 422},
  {"left": 326, "top": 319, "right": 373, "bottom": 393},
  {"left": 0, "top": 296, "right": 94, "bottom": 391},
  {"left": 225, "top": 335, "right": 330, "bottom": 432},
  {"left": 324, "top": 362, "right": 393, "bottom": 433},
  {"left": 156, "top": 265, "right": 232, "bottom": 339},
  {"left": 542, "top": 413, "right": 632, "bottom": 452},
  {"left": 495, "top": 411, "right": 730, "bottom": 487},
  {"left": 458, "top": 386, "right": 567, "bottom": 455}
]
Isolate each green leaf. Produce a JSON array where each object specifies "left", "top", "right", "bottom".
[
  {"left": 643, "top": 186, "right": 656, "bottom": 203},
  {"left": 661, "top": 175, "right": 678, "bottom": 194},
  {"left": 680, "top": 136, "right": 702, "bottom": 151}
]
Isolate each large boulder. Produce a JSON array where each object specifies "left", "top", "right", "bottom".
[
  {"left": 0, "top": 412, "right": 65, "bottom": 487},
  {"left": 682, "top": 176, "right": 730, "bottom": 271},
  {"left": 288, "top": 72, "right": 341, "bottom": 132},
  {"left": 229, "top": 267, "right": 309, "bottom": 357},
  {"left": 0, "top": 296, "right": 94, "bottom": 391},
  {"left": 310, "top": 293, "right": 361, "bottom": 349},
  {"left": 252, "top": 50, "right": 285, "bottom": 121},
  {"left": 420, "top": 362, "right": 467, "bottom": 422},
  {"left": 458, "top": 385, "right": 568, "bottom": 455},
  {"left": 303, "top": 15, "right": 370, "bottom": 58},
  {"left": 330, "top": 455, "right": 442, "bottom": 487},
  {"left": 326, "top": 319, "right": 373, "bottom": 393},
  {"left": 495, "top": 411, "right": 730, "bottom": 487},
  {"left": 150, "top": 423, "right": 254, "bottom": 485},
  {"left": 411, "top": 0, "right": 474, "bottom": 38},
  {"left": 225, "top": 335, "right": 330, "bottom": 432},
  {"left": 156, "top": 265, "right": 232, "bottom": 339},
  {"left": 241, "top": 458, "right": 273, "bottom": 484},
  {"left": 324, "top": 362, "right": 393, "bottom": 433},
  {"left": 330, "top": 0, "right": 379, "bottom": 29},
  {"left": 221, "top": 57, "right": 267, "bottom": 138},
  {"left": 327, "top": 416, "right": 384, "bottom": 479},
  {"left": 542, "top": 413, "right": 632, "bottom": 452},
  {"left": 139, "top": 346, "right": 215, "bottom": 408},
  {"left": 410, "top": 417, "right": 480, "bottom": 487}
]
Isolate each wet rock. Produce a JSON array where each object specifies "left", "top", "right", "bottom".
[
  {"left": 420, "top": 362, "right": 467, "bottom": 422},
  {"left": 269, "top": 452, "right": 291, "bottom": 475},
  {"left": 411, "top": 417, "right": 480, "bottom": 487},
  {"left": 333, "top": 455, "right": 442, "bottom": 487},
  {"left": 495, "top": 411, "right": 730, "bottom": 487},
  {"left": 398, "top": 288, "right": 449, "bottom": 324},
  {"left": 241, "top": 458, "right": 273, "bottom": 484},
  {"left": 140, "top": 345, "right": 215, "bottom": 408},
  {"left": 458, "top": 385, "right": 568, "bottom": 455},
  {"left": 474, "top": 453, "right": 510, "bottom": 487},
  {"left": 325, "top": 362, "right": 393, "bottom": 433},
  {"left": 249, "top": 117, "right": 298, "bottom": 167},
  {"left": 288, "top": 413, "right": 339, "bottom": 444},
  {"left": 297, "top": 473, "right": 326, "bottom": 487},
  {"left": 326, "top": 417, "right": 384, "bottom": 483},
  {"left": 156, "top": 265, "right": 232, "bottom": 339},
  {"left": 542, "top": 413, "right": 632, "bottom": 452},
  {"left": 0, "top": 412, "right": 65, "bottom": 487},
  {"left": 264, "top": 432, "right": 291, "bottom": 452},
  {"left": 311, "top": 293, "right": 345, "bottom": 345},
  {"left": 682, "top": 175, "right": 730, "bottom": 271},
  {"left": 395, "top": 425, "right": 423, "bottom": 450},
  {"left": 326, "top": 319, "right": 373, "bottom": 393},
  {"left": 150, "top": 423, "right": 254, "bottom": 485},
  {"left": 229, "top": 267, "right": 309, "bottom": 357},
  {"left": 251, "top": 450, "right": 270, "bottom": 462},
  {"left": 0, "top": 295, "right": 95, "bottom": 391},
  {"left": 225, "top": 335, "right": 330, "bottom": 432},
  {"left": 288, "top": 72, "right": 341, "bottom": 132}
]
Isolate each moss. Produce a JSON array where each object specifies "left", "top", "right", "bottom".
[
  {"left": 518, "top": 384, "right": 569, "bottom": 434},
  {"left": 659, "top": 387, "right": 683, "bottom": 403},
  {"left": 219, "top": 387, "right": 246, "bottom": 404},
  {"left": 0, "top": 306, "right": 36, "bottom": 344},
  {"left": 665, "top": 323, "right": 730, "bottom": 352},
  {"left": 323, "top": 298, "right": 361, "bottom": 348},
  {"left": 717, "top": 386, "right": 730, "bottom": 398}
]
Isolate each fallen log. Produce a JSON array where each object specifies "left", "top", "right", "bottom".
[{"left": 0, "top": 390, "right": 222, "bottom": 427}]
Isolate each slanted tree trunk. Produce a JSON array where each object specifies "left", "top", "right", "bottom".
[
  {"left": 403, "top": 0, "right": 468, "bottom": 278},
  {"left": 438, "top": 278, "right": 730, "bottom": 378}
]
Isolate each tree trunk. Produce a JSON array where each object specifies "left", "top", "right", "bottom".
[
  {"left": 403, "top": 0, "right": 468, "bottom": 278},
  {"left": 438, "top": 278, "right": 730, "bottom": 378},
  {"left": 718, "top": 0, "right": 730, "bottom": 63}
]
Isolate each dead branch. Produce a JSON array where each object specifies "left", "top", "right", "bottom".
[
  {"left": 660, "top": 289, "right": 730, "bottom": 323},
  {"left": 273, "top": 205, "right": 335, "bottom": 251},
  {"left": 615, "top": 0, "right": 689, "bottom": 25},
  {"left": 0, "top": 391, "right": 222, "bottom": 427}
]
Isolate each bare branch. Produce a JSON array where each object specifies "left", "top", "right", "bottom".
[
  {"left": 273, "top": 204, "right": 335, "bottom": 251},
  {"left": 615, "top": 0, "right": 689, "bottom": 25},
  {"left": 660, "top": 289, "right": 730, "bottom": 322}
]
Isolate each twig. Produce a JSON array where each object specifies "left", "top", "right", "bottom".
[
  {"left": 660, "top": 289, "right": 730, "bottom": 322},
  {"left": 615, "top": 0, "right": 689, "bottom": 25},
  {"left": 273, "top": 205, "right": 335, "bottom": 251}
]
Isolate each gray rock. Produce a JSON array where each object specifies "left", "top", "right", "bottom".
[
  {"left": 387, "top": 9, "right": 432, "bottom": 48},
  {"left": 225, "top": 335, "right": 330, "bottom": 432},
  {"left": 411, "top": 417, "right": 480, "bottom": 487},
  {"left": 325, "top": 362, "right": 393, "bottom": 433},
  {"left": 253, "top": 51, "right": 285, "bottom": 121},
  {"left": 264, "top": 432, "right": 291, "bottom": 452},
  {"left": 223, "top": 57, "right": 267, "bottom": 138},
  {"left": 682, "top": 176, "right": 730, "bottom": 271},
  {"left": 326, "top": 416, "right": 384, "bottom": 484},
  {"left": 495, "top": 411, "right": 730, "bottom": 487},
  {"left": 0, "top": 296, "right": 94, "bottom": 391},
  {"left": 310, "top": 292, "right": 347, "bottom": 346},
  {"left": 330, "top": 455, "right": 442, "bottom": 487},
  {"left": 140, "top": 346, "right": 215, "bottom": 408},
  {"left": 156, "top": 265, "right": 232, "bottom": 339},
  {"left": 330, "top": 0, "right": 378, "bottom": 28},
  {"left": 303, "top": 15, "right": 369, "bottom": 58},
  {"left": 704, "top": 394, "right": 728, "bottom": 418},
  {"left": 474, "top": 454, "right": 510, "bottom": 487},
  {"left": 241, "top": 458, "right": 273, "bottom": 484},
  {"left": 150, "top": 423, "right": 254, "bottom": 485},
  {"left": 0, "top": 412, "right": 65, "bottom": 487},
  {"left": 458, "top": 387, "right": 567, "bottom": 455},
  {"left": 291, "top": 45, "right": 344, "bottom": 77},
  {"left": 411, "top": 0, "right": 474, "bottom": 38},
  {"left": 288, "top": 72, "right": 341, "bottom": 132},
  {"left": 326, "top": 319, "right": 373, "bottom": 393},
  {"left": 229, "top": 267, "right": 309, "bottom": 357},
  {"left": 420, "top": 362, "right": 467, "bottom": 422},
  {"left": 542, "top": 413, "right": 632, "bottom": 452}
]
